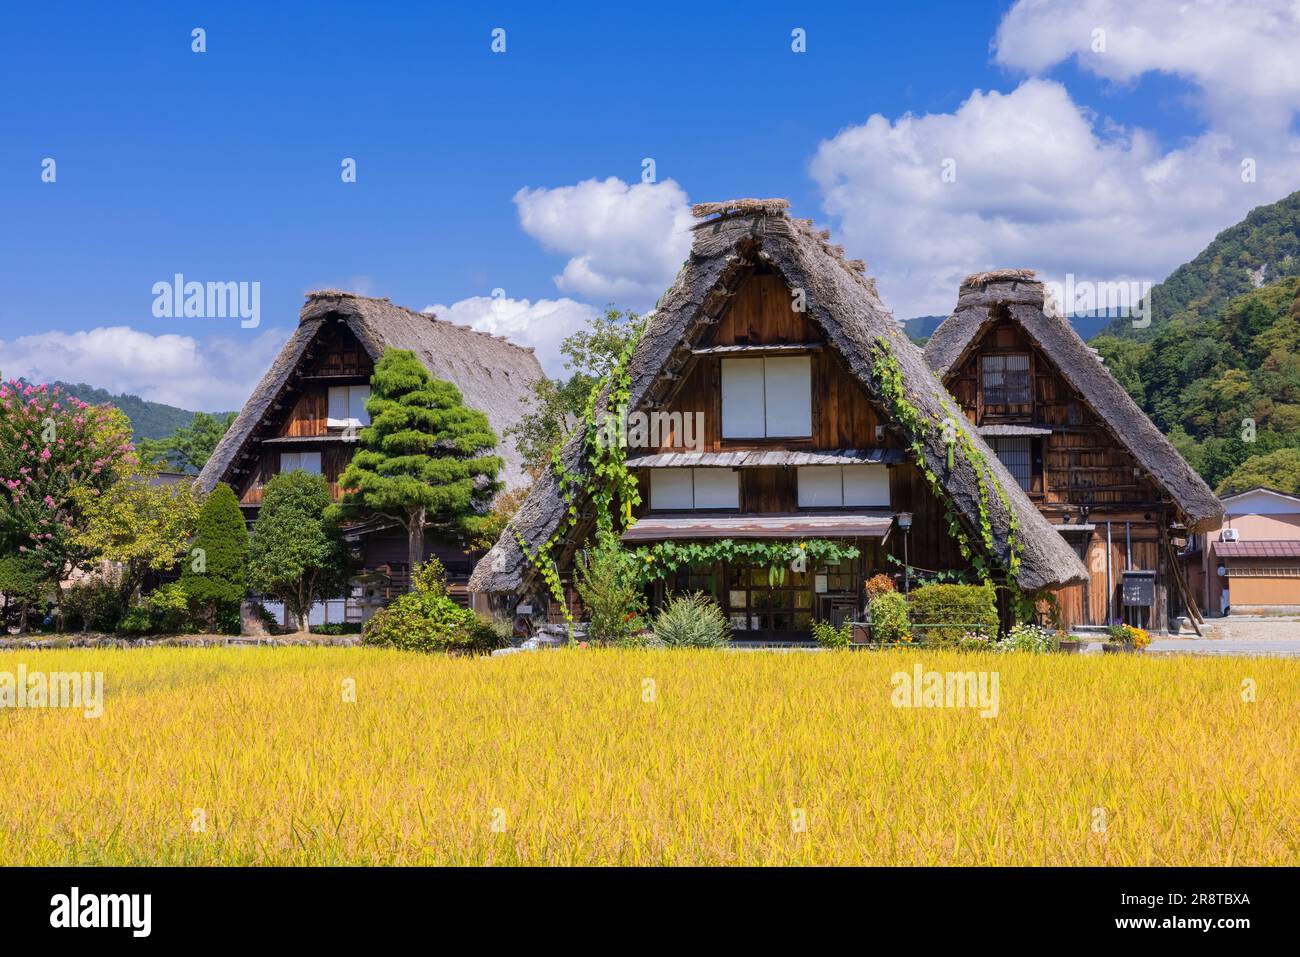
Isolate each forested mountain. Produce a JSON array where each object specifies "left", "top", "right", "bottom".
[
  {"left": 32, "top": 380, "right": 211, "bottom": 441},
  {"left": 1093, "top": 276, "right": 1300, "bottom": 494},
  {"left": 1102, "top": 190, "right": 1300, "bottom": 340}
]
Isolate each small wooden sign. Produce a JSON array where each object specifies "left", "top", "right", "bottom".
[{"left": 1121, "top": 571, "right": 1155, "bottom": 607}]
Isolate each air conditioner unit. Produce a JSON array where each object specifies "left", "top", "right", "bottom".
[{"left": 1220, "top": 528, "right": 1240, "bottom": 543}]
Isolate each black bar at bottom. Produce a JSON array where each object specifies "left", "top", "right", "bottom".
[{"left": 0, "top": 866, "right": 1289, "bottom": 943}]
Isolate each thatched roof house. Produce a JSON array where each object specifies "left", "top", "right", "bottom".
[
  {"left": 198, "top": 290, "right": 544, "bottom": 496},
  {"left": 923, "top": 270, "right": 1222, "bottom": 532},
  {"left": 470, "top": 200, "right": 1088, "bottom": 597}
]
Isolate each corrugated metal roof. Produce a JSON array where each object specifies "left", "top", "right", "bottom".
[
  {"left": 625, "top": 448, "right": 903, "bottom": 468},
  {"left": 621, "top": 512, "right": 894, "bottom": 542},
  {"left": 1217, "top": 541, "right": 1300, "bottom": 559}
]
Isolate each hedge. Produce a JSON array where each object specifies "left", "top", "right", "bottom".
[{"left": 907, "top": 583, "right": 998, "bottom": 645}]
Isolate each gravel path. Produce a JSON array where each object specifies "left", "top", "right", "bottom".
[
  {"left": 1142, "top": 616, "right": 1300, "bottom": 657},
  {"left": 1195, "top": 616, "right": 1300, "bottom": 641}
]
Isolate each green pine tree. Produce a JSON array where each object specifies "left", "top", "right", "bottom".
[
  {"left": 329, "top": 349, "right": 502, "bottom": 586},
  {"left": 181, "top": 483, "right": 249, "bottom": 632}
]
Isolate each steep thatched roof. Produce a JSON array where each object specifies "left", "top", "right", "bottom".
[
  {"left": 469, "top": 201, "right": 1088, "bottom": 594},
  {"left": 197, "top": 291, "right": 544, "bottom": 495},
  {"left": 924, "top": 272, "right": 1223, "bottom": 532}
]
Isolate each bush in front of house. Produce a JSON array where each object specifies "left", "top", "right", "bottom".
[
  {"left": 117, "top": 582, "right": 193, "bottom": 635},
  {"left": 574, "top": 531, "right": 647, "bottom": 646},
  {"left": 868, "top": 591, "right": 910, "bottom": 644},
  {"left": 362, "top": 558, "right": 504, "bottom": 654},
  {"left": 907, "top": 583, "right": 997, "bottom": 645},
  {"left": 811, "top": 619, "right": 853, "bottom": 649},
  {"left": 310, "top": 622, "right": 363, "bottom": 635},
  {"left": 61, "top": 568, "right": 128, "bottom": 633},
  {"left": 652, "top": 592, "right": 730, "bottom": 648}
]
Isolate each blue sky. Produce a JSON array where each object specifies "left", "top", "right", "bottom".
[{"left": 2, "top": 1, "right": 1297, "bottom": 409}]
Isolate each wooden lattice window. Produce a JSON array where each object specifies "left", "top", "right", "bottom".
[
  {"left": 982, "top": 354, "right": 1031, "bottom": 405},
  {"left": 989, "top": 436, "right": 1032, "bottom": 492}
]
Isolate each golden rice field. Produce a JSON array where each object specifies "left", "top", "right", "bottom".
[{"left": 0, "top": 646, "right": 1297, "bottom": 865}]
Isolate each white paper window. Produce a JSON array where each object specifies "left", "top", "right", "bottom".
[
  {"left": 328, "top": 385, "right": 371, "bottom": 428},
  {"left": 279, "top": 451, "right": 322, "bottom": 475},
  {"left": 720, "top": 358, "right": 766, "bottom": 438},
  {"left": 348, "top": 385, "right": 370, "bottom": 424},
  {"left": 763, "top": 356, "right": 812, "bottom": 437},
  {"left": 693, "top": 469, "right": 741, "bottom": 509},
  {"left": 721, "top": 356, "right": 811, "bottom": 438},
  {"left": 650, "top": 469, "right": 695, "bottom": 510},
  {"left": 842, "top": 465, "right": 890, "bottom": 506},
  {"left": 327, "top": 387, "right": 348, "bottom": 426},
  {"left": 649, "top": 468, "right": 739, "bottom": 510},
  {"left": 797, "top": 467, "right": 844, "bottom": 507},
  {"left": 797, "top": 465, "right": 890, "bottom": 508}
]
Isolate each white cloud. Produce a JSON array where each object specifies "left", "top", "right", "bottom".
[
  {"left": 808, "top": 1, "right": 1300, "bottom": 318},
  {"left": 994, "top": 0, "right": 1300, "bottom": 138},
  {"left": 423, "top": 295, "right": 600, "bottom": 377},
  {"left": 513, "top": 177, "right": 693, "bottom": 307},
  {"left": 0, "top": 326, "right": 287, "bottom": 411}
]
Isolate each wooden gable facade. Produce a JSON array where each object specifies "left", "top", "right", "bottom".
[
  {"left": 925, "top": 274, "right": 1222, "bottom": 633},
  {"left": 470, "top": 201, "right": 1090, "bottom": 634},
  {"left": 573, "top": 267, "right": 977, "bottom": 638},
  {"left": 631, "top": 265, "right": 965, "bottom": 570},
  {"left": 941, "top": 311, "right": 1174, "bottom": 629},
  {"left": 238, "top": 321, "right": 373, "bottom": 507},
  {"left": 199, "top": 291, "right": 546, "bottom": 621}
]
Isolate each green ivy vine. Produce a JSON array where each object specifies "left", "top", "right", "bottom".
[
  {"left": 633, "top": 538, "right": 861, "bottom": 586},
  {"left": 513, "top": 330, "right": 644, "bottom": 626},
  {"left": 869, "top": 338, "right": 1022, "bottom": 595}
]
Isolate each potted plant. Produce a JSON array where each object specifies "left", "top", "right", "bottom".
[
  {"left": 1103, "top": 622, "right": 1150, "bottom": 654},
  {"left": 1056, "top": 630, "right": 1084, "bottom": 654}
]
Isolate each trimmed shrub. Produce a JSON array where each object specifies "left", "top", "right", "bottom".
[
  {"left": 652, "top": 593, "right": 730, "bottom": 648},
  {"left": 868, "top": 591, "right": 910, "bottom": 644},
  {"left": 182, "top": 483, "right": 249, "bottom": 631},
  {"left": 363, "top": 558, "right": 504, "bottom": 654},
  {"left": 907, "top": 583, "right": 997, "bottom": 645},
  {"left": 310, "top": 622, "right": 363, "bottom": 635},
  {"left": 574, "top": 532, "right": 647, "bottom": 646}
]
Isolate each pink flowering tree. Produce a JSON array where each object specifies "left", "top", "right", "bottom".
[{"left": 0, "top": 379, "right": 136, "bottom": 589}]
